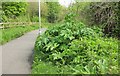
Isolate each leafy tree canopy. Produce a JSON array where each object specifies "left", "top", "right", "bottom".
[{"left": 2, "top": 2, "right": 27, "bottom": 18}]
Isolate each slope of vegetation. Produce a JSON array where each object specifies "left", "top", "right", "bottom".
[
  {"left": 32, "top": 13, "right": 119, "bottom": 74},
  {"left": 0, "top": 25, "right": 39, "bottom": 45}
]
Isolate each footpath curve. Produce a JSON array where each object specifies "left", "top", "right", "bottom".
[{"left": 2, "top": 28, "right": 46, "bottom": 74}]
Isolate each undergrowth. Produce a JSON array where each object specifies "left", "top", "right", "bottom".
[{"left": 32, "top": 13, "right": 119, "bottom": 74}]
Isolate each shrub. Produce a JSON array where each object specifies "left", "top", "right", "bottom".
[{"left": 33, "top": 13, "right": 118, "bottom": 74}]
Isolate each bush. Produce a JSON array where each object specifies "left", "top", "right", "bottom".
[{"left": 33, "top": 13, "right": 118, "bottom": 74}]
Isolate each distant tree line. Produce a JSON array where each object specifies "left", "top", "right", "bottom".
[
  {"left": 1, "top": 2, "right": 65, "bottom": 23},
  {"left": 1, "top": 2, "right": 119, "bottom": 38}
]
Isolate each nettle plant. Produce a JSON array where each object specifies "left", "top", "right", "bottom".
[{"left": 34, "top": 13, "right": 118, "bottom": 74}]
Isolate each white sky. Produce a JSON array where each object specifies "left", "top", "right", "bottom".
[{"left": 58, "top": 0, "right": 75, "bottom": 7}]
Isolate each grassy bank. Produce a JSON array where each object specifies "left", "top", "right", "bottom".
[{"left": 0, "top": 25, "right": 39, "bottom": 45}]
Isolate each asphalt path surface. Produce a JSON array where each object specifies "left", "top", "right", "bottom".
[{"left": 1, "top": 28, "right": 46, "bottom": 74}]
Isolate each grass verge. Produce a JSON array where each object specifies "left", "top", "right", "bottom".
[{"left": 0, "top": 25, "right": 39, "bottom": 45}]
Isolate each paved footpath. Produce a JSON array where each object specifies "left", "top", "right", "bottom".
[{"left": 1, "top": 28, "right": 46, "bottom": 74}]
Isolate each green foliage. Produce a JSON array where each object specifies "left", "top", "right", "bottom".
[
  {"left": 0, "top": 3, "right": 2, "bottom": 22},
  {"left": 47, "top": 2, "right": 61, "bottom": 23},
  {"left": 0, "top": 25, "right": 38, "bottom": 45},
  {"left": 1, "top": 2, "right": 29, "bottom": 22},
  {"left": 72, "top": 2, "right": 119, "bottom": 38},
  {"left": 32, "top": 61, "right": 59, "bottom": 74},
  {"left": 57, "top": 6, "right": 68, "bottom": 22},
  {"left": 87, "top": 2, "right": 119, "bottom": 38},
  {"left": 69, "top": 2, "right": 90, "bottom": 24},
  {"left": 33, "top": 13, "right": 118, "bottom": 74},
  {"left": 27, "top": 2, "right": 41, "bottom": 22},
  {"left": 41, "top": 2, "right": 48, "bottom": 18},
  {"left": 27, "top": 2, "right": 63, "bottom": 23},
  {"left": 2, "top": 2, "right": 27, "bottom": 17},
  {"left": 31, "top": 16, "right": 39, "bottom": 22}
]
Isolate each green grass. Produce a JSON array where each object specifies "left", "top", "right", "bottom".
[
  {"left": 0, "top": 22, "right": 57, "bottom": 45},
  {"left": 0, "top": 25, "right": 39, "bottom": 45},
  {"left": 32, "top": 61, "right": 59, "bottom": 74}
]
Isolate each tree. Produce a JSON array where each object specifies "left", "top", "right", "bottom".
[
  {"left": 70, "top": 2, "right": 119, "bottom": 38},
  {"left": 46, "top": 2, "right": 61, "bottom": 23},
  {"left": 87, "top": 2, "right": 119, "bottom": 37},
  {"left": 2, "top": 2, "right": 27, "bottom": 18}
]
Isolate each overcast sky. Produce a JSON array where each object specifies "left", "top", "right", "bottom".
[{"left": 58, "top": 0, "right": 75, "bottom": 7}]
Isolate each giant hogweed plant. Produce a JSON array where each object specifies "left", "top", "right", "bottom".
[{"left": 33, "top": 13, "right": 119, "bottom": 74}]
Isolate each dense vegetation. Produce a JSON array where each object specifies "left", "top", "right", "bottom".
[
  {"left": 1, "top": 1, "right": 119, "bottom": 74},
  {"left": 46, "top": 2, "right": 61, "bottom": 23},
  {"left": 71, "top": 2, "right": 119, "bottom": 38},
  {"left": 2, "top": 2, "right": 28, "bottom": 22},
  {"left": 32, "top": 13, "right": 119, "bottom": 74}
]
